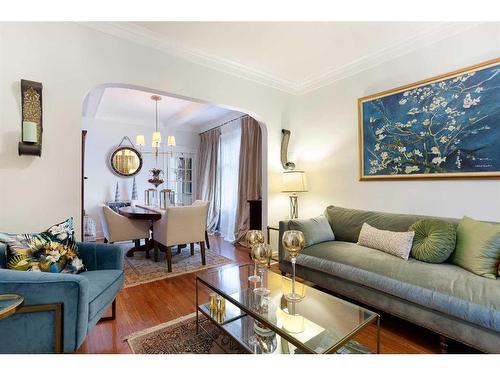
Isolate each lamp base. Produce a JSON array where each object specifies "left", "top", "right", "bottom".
[{"left": 289, "top": 193, "right": 298, "bottom": 219}]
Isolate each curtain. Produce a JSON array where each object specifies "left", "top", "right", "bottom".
[
  {"left": 235, "top": 117, "right": 262, "bottom": 242},
  {"left": 196, "top": 127, "right": 221, "bottom": 232},
  {"left": 218, "top": 121, "right": 242, "bottom": 242}
]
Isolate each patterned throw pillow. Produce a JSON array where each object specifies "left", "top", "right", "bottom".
[
  {"left": 357, "top": 222, "right": 415, "bottom": 260},
  {"left": 0, "top": 218, "right": 86, "bottom": 273}
]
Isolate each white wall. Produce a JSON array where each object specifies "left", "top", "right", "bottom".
[
  {"left": 0, "top": 23, "right": 288, "bottom": 236},
  {"left": 288, "top": 23, "right": 500, "bottom": 222},
  {"left": 82, "top": 117, "right": 200, "bottom": 238},
  {"left": 1, "top": 22, "right": 499, "bottom": 239}
]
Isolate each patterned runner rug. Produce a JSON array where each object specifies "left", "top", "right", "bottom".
[
  {"left": 125, "top": 313, "right": 244, "bottom": 354},
  {"left": 122, "top": 243, "right": 234, "bottom": 288}
]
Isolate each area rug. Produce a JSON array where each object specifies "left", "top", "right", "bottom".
[
  {"left": 125, "top": 313, "right": 244, "bottom": 354},
  {"left": 123, "top": 244, "right": 234, "bottom": 288}
]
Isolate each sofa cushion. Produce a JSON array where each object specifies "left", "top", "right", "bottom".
[
  {"left": 289, "top": 216, "right": 335, "bottom": 247},
  {"left": 324, "top": 206, "right": 457, "bottom": 243},
  {"left": 80, "top": 270, "right": 123, "bottom": 323},
  {"left": 357, "top": 223, "right": 414, "bottom": 260},
  {"left": 409, "top": 219, "right": 456, "bottom": 263},
  {"left": 292, "top": 241, "right": 500, "bottom": 332},
  {"left": 450, "top": 217, "right": 500, "bottom": 279}
]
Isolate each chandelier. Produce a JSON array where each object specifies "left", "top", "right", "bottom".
[{"left": 135, "top": 95, "right": 176, "bottom": 151}]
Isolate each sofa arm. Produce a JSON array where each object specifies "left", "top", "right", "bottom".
[
  {"left": 278, "top": 220, "right": 291, "bottom": 263},
  {"left": 0, "top": 269, "right": 89, "bottom": 353},
  {"left": 77, "top": 242, "right": 124, "bottom": 271}
]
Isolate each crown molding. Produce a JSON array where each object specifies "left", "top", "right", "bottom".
[
  {"left": 81, "top": 22, "right": 297, "bottom": 94},
  {"left": 295, "top": 22, "right": 484, "bottom": 94},
  {"left": 80, "top": 22, "right": 484, "bottom": 96}
]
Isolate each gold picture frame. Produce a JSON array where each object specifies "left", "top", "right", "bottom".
[{"left": 358, "top": 57, "right": 500, "bottom": 181}]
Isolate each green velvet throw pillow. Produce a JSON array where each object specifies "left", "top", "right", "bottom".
[
  {"left": 450, "top": 216, "right": 500, "bottom": 279},
  {"left": 0, "top": 218, "right": 86, "bottom": 273},
  {"left": 409, "top": 219, "right": 456, "bottom": 263},
  {"left": 289, "top": 215, "right": 335, "bottom": 248}
]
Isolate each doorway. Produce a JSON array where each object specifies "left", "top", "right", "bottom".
[{"left": 81, "top": 83, "right": 268, "bottom": 244}]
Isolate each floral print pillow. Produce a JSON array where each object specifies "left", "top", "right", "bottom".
[{"left": 0, "top": 218, "right": 86, "bottom": 274}]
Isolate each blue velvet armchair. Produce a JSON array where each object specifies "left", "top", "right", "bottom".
[{"left": 0, "top": 242, "right": 124, "bottom": 353}]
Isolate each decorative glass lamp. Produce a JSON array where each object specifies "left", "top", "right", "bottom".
[{"left": 281, "top": 171, "right": 307, "bottom": 219}]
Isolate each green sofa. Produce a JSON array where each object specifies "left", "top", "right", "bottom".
[
  {"left": 0, "top": 242, "right": 124, "bottom": 353},
  {"left": 279, "top": 206, "right": 500, "bottom": 353}
]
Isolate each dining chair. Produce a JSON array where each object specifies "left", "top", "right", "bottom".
[
  {"left": 192, "top": 199, "right": 211, "bottom": 249},
  {"left": 153, "top": 201, "right": 209, "bottom": 272},
  {"left": 100, "top": 205, "right": 150, "bottom": 245}
]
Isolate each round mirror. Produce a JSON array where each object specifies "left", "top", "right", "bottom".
[{"left": 110, "top": 146, "right": 143, "bottom": 177}]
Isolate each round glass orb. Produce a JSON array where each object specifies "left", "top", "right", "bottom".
[
  {"left": 282, "top": 230, "right": 305, "bottom": 258},
  {"left": 251, "top": 243, "right": 272, "bottom": 266},
  {"left": 246, "top": 230, "right": 265, "bottom": 246}
]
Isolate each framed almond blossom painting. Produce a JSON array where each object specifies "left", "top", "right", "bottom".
[{"left": 358, "top": 58, "right": 500, "bottom": 180}]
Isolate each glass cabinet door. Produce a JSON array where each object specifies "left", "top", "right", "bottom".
[{"left": 166, "top": 154, "right": 195, "bottom": 206}]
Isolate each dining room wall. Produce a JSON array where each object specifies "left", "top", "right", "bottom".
[{"left": 82, "top": 117, "right": 200, "bottom": 239}]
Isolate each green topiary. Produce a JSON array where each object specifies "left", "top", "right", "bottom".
[{"left": 409, "top": 219, "right": 457, "bottom": 263}]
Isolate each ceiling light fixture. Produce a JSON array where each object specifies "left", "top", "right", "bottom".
[{"left": 135, "top": 95, "right": 176, "bottom": 154}]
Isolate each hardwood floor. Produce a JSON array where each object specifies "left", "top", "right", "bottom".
[{"left": 77, "top": 236, "right": 476, "bottom": 354}]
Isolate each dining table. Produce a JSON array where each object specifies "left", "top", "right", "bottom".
[{"left": 119, "top": 205, "right": 163, "bottom": 261}]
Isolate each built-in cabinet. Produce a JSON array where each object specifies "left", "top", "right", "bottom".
[{"left": 165, "top": 153, "right": 195, "bottom": 206}]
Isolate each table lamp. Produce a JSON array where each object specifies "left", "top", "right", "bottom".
[{"left": 281, "top": 171, "right": 307, "bottom": 219}]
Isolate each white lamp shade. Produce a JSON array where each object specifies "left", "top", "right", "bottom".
[
  {"left": 152, "top": 131, "right": 161, "bottom": 148},
  {"left": 167, "top": 135, "right": 176, "bottom": 146},
  {"left": 282, "top": 171, "right": 307, "bottom": 192},
  {"left": 136, "top": 134, "right": 145, "bottom": 146},
  {"left": 152, "top": 131, "right": 162, "bottom": 143}
]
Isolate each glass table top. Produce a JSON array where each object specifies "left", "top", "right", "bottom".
[
  {"left": 0, "top": 294, "right": 24, "bottom": 320},
  {"left": 197, "top": 264, "right": 378, "bottom": 354}
]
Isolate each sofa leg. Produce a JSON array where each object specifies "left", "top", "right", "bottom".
[
  {"left": 100, "top": 299, "right": 116, "bottom": 322},
  {"left": 104, "top": 238, "right": 108, "bottom": 243},
  {"left": 439, "top": 335, "right": 450, "bottom": 354},
  {"left": 281, "top": 271, "right": 287, "bottom": 276},
  {"left": 190, "top": 243, "right": 195, "bottom": 256}
]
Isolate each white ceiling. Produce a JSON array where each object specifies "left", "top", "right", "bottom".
[
  {"left": 83, "top": 86, "right": 243, "bottom": 132},
  {"left": 83, "top": 22, "right": 480, "bottom": 94}
]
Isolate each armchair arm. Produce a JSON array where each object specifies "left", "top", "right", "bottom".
[
  {"left": 77, "top": 242, "right": 124, "bottom": 271},
  {"left": 0, "top": 269, "right": 89, "bottom": 353}
]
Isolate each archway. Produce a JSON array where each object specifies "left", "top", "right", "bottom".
[{"left": 81, "top": 83, "right": 268, "bottom": 243}]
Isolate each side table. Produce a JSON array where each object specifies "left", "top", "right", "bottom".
[{"left": 0, "top": 294, "right": 24, "bottom": 320}]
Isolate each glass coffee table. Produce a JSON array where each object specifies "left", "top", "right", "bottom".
[{"left": 195, "top": 264, "right": 380, "bottom": 354}]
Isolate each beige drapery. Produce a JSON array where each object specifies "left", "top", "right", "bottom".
[
  {"left": 234, "top": 117, "right": 262, "bottom": 242},
  {"left": 195, "top": 127, "right": 221, "bottom": 232}
]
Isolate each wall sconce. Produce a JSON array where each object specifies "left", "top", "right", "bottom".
[{"left": 18, "top": 79, "right": 43, "bottom": 156}]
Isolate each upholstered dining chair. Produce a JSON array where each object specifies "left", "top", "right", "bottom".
[
  {"left": 153, "top": 200, "right": 209, "bottom": 272},
  {"left": 192, "top": 199, "right": 211, "bottom": 249},
  {"left": 100, "top": 205, "right": 150, "bottom": 245}
]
